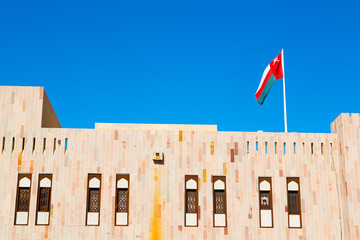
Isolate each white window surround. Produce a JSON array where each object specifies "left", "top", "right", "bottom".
[
  {"left": 288, "top": 181, "right": 299, "bottom": 191},
  {"left": 186, "top": 179, "right": 197, "bottom": 190},
  {"left": 40, "top": 177, "right": 51, "bottom": 188},
  {"left": 214, "top": 213, "right": 226, "bottom": 227},
  {"left": 117, "top": 178, "right": 128, "bottom": 189},
  {"left": 259, "top": 180, "right": 270, "bottom": 191},
  {"left": 19, "top": 177, "right": 31, "bottom": 188},
  {"left": 260, "top": 209, "right": 272, "bottom": 227},
  {"left": 37, "top": 212, "right": 49, "bottom": 225},
  {"left": 185, "top": 213, "right": 197, "bottom": 226},
  {"left": 116, "top": 212, "right": 128, "bottom": 226},
  {"left": 87, "top": 212, "right": 99, "bottom": 225},
  {"left": 16, "top": 212, "right": 28, "bottom": 225},
  {"left": 89, "top": 177, "right": 100, "bottom": 188},
  {"left": 214, "top": 179, "right": 225, "bottom": 190},
  {"left": 289, "top": 214, "right": 301, "bottom": 228}
]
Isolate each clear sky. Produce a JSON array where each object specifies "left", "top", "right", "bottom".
[{"left": 0, "top": 1, "right": 359, "bottom": 133}]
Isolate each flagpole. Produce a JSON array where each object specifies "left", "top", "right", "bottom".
[{"left": 282, "top": 48, "right": 288, "bottom": 133}]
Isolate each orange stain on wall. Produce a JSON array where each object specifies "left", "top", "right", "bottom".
[
  {"left": 150, "top": 178, "right": 163, "bottom": 240},
  {"left": 202, "top": 169, "right": 206, "bottom": 183},
  {"left": 179, "top": 131, "right": 183, "bottom": 142},
  {"left": 154, "top": 168, "right": 159, "bottom": 182},
  {"left": 17, "top": 152, "right": 22, "bottom": 166}
]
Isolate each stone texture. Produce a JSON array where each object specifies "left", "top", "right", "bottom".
[{"left": 0, "top": 86, "right": 358, "bottom": 239}]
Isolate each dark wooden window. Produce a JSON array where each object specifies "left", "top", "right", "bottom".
[
  {"left": 212, "top": 176, "right": 227, "bottom": 227},
  {"left": 115, "top": 174, "right": 130, "bottom": 226},
  {"left": 184, "top": 175, "right": 198, "bottom": 227},
  {"left": 15, "top": 173, "right": 32, "bottom": 225},
  {"left": 288, "top": 192, "right": 300, "bottom": 214},
  {"left": 117, "top": 189, "right": 128, "bottom": 212},
  {"left": 214, "top": 190, "right": 225, "bottom": 214},
  {"left": 39, "top": 188, "right": 50, "bottom": 211},
  {"left": 287, "top": 177, "right": 302, "bottom": 228},
  {"left": 258, "top": 177, "right": 273, "bottom": 228},
  {"left": 18, "top": 188, "right": 30, "bottom": 211},
  {"left": 86, "top": 174, "right": 101, "bottom": 226},
  {"left": 36, "top": 174, "right": 52, "bottom": 225},
  {"left": 89, "top": 189, "right": 100, "bottom": 212},
  {"left": 186, "top": 190, "right": 196, "bottom": 213},
  {"left": 260, "top": 191, "right": 271, "bottom": 209}
]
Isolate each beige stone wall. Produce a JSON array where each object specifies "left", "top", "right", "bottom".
[
  {"left": 0, "top": 86, "right": 357, "bottom": 239},
  {"left": 0, "top": 86, "right": 45, "bottom": 132},
  {"left": 331, "top": 113, "right": 360, "bottom": 240},
  {"left": 95, "top": 123, "right": 217, "bottom": 131}
]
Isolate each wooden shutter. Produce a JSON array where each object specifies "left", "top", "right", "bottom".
[
  {"left": 287, "top": 177, "right": 302, "bottom": 228},
  {"left": 258, "top": 177, "right": 273, "bottom": 228},
  {"left": 185, "top": 175, "right": 198, "bottom": 227},
  {"left": 15, "top": 173, "right": 32, "bottom": 225},
  {"left": 115, "top": 174, "right": 130, "bottom": 226},
  {"left": 213, "top": 176, "right": 227, "bottom": 227},
  {"left": 36, "top": 174, "right": 52, "bottom": 225},
  {"left": 86, "top": 174, "right": 101, "bottom": 226}
]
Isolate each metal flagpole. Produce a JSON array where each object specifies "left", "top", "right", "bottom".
[{"left": 282, "top": 48, "right": 288, "bottom": 133}]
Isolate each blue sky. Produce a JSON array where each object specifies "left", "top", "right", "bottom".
[{"left": 0, "top": 0, "right": 359, "bottom": 133}]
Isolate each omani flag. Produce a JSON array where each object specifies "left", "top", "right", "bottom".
[{"left": 255, "top": 52, "right": 284, "bottom": 105}]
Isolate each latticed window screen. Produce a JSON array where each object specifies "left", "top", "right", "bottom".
[
  {"left": 260, "top": 191, "right": 271, "bottom": 210},
  {"left": 288, "top": 191, "right": 299, "bottom": 214},
  {"left": 39, "top": 188, "right": 50, "bottom": 211},
  {"left": 117, "top": 189, "right": 128, "bottom": 212},
  {"left": 214, "top": 190, "right": 225, "bottom": 214},
  {"left": 89, "top": 189, "right": 99, "bottom": 212},
  {"left": 18, "top": 188, "right": 30, "bottom": 211},
  {"left": 186, "top": 190, "right": 196, "bottom": 213}
]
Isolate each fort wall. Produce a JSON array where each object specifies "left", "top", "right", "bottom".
[{"left": 0, "top": 86, "right": 358, "bottom": 239}]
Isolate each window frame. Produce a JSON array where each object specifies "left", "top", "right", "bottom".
[
  {"left": 35, "top": 174, "right": 52, "bottom": 226},
  {"left": 258, "top": 177, "right": 273, "bottom": 228},
  {"left": 184, "top": 175, "right": 199, "bottom": 227},
  {"left": 115, "top": 174, "right": 130, "bottom": 226},
  {"left": 14, "top": 173, "right": 32, "bottom": 225},
  {"left": 86, "top": 173, "right": 101, "bottom": 226},
  {"left": 212, "top": 175, "right": 227, "bottom": 227},
  {"left": 287, "top": 177, "right": 302, "bottom": 228}
]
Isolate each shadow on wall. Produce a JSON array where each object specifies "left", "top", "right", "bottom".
[{"left": 41, "top": 90, "right": 61, "bottom": 128}]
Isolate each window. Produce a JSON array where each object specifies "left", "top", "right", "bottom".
[
  {"left": 53, "top": 138, "right": 56, "bottom": 154},
  {"left": 32, "top": 138, "right": 36, "bottom": 154},
  {"left": 287, "top": 177, "right": 302, "bottom": 228},
  {"left": 2, "top": 137, "right": 5, "bottom": 153},
  {"left": 115, "top": 174, "right": 129, "bottom": 226},
  {"left": 258, "top": 177, "right": 273, "bottom": 228},
  {"left": 185, "top": 175, "right": 198, "bottom": 227},
  {"left": 12, "top": 137, "right": 15, "bottom": 154},
  {"left": 15, "top": 173, "right": 32, "bottom": 225},
  {"left": 36, "top": 174, "right": 52, "bottom": 225},
  {"left": 86, "top": 174, "right": 101, "bottom": 226},
  {"left": 213, "top": 176, "right": 227, "bottom": 227},
  {"left": 65, "top": 138, "right": 68, "bottom": 153}
]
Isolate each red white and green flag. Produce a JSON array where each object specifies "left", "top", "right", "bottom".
[{"left": 255, "top": 52, "right": 284, "bottom": 105}]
